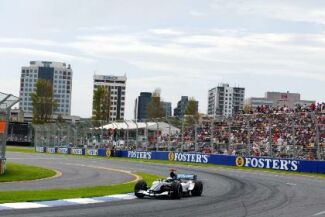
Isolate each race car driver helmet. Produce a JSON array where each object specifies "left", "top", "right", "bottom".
[{"left": 169, "top": 168, "right": 177, "bottom": 179}]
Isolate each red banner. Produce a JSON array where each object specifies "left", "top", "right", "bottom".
[
  {"left": 0, "top": 121, "right": 6, "bottom": 134},
  {"left": 281, "top": 94, "right": 288, "bottom": 99}
]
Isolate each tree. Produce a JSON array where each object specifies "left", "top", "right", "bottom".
[
  {"left": 92, "top": 86, "right": 111, "bottom": 125},
  {"left": 31, "top": 79, "right": 57, "bottom": 124},
  {"left": 56, "top": 114, "right": 65, "bottom": 123},
  {"left": 185, "top": 97, "right": 199, "bottom": 126},
  {"left": 243, "top": 104, "right": 252, "bottom": 114},
  {"left": 147, "top": 88, "right": 164, "bottom": 119},
  {"left": 167, "top": 116, "right": 183, "bottom": 128}
]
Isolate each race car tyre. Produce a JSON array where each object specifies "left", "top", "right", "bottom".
[
  {"left": 170, "top": 181, "right": 182, "bottom": 199},
  {"left": 134, "top": 180, "right": 147, "bottom": 198},
  {"left": 192, "top": 180, "right": 203, "bottom": 196}
]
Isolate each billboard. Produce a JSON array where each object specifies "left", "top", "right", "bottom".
[{"left": 34, "top": 147, "right": 325, "bottom": 174}]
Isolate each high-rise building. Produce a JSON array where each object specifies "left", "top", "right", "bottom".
[
  {"left": 162, "top": 101, "right": 172, "bottom": 118},
  {"left": 266, "top": 91, "right": 299, "bottom": 108},
  {"left": 134, "top": 92, "right": 152, "bottom": 121},
  {"left": 174, "top": 96, "right": 198, "bottom": 118},
  {"left": 207, "top": 83, "right": 245, "bottom": 118},
  {"left": 19, "top": 61, "right": 73, "bottom": 116},
  {"left": 93, "top": 74, "right": 127, "bottom": 121},
  {"left": 245, "top": 91, "right": 315, "bottom": 109}
]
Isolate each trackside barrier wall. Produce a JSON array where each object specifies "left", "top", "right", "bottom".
[
  {"left": 35, "top": 147, "right": 325, "bottom": 174},
  {"left": 35, "top": 146, "right": 110, "bottom": 157}
]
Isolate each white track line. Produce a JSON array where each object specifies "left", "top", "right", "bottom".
[
  {"left": 63, "top": 198, "right": 103, "bottom": 204},
  {"left": 0, "top": 193, "right": 135, "bottom": 211},
  {"left": 314, "top": 210, "right": 325, "bottom": 216},
  {"left": 286, "top": 183, "right": 297, "bottom": 186},
  {"left": 0, "top": 202, "right": 49, "bottom": 209}
]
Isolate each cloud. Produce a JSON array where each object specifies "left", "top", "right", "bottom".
[
  {"left": 0, "top": 38, "right": 61, "bottom": 47},
  {"left": 66, "top": 30, "right": 325, "bottom": 84},
  {"left": 149, "top": 28, "right": 185, "bottom": 36},
  {"left": 0, "top": 47, "right": 92, "bottom": 62},
  {"left": 210, "top": 0, "right": 325, "bottom": 25},
  {"left": 189, "top": 10, "right": 205, "bottom": 17},
  {"left": 76, "top": 25, "right": 127, "bottom": 32},
  {"left": 68, "top": 34, "right": 194, "bottom": 60},
  {"left": 63, "top": 29, "right": 325, "bottom": 85}
]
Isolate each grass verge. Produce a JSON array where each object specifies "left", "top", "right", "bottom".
[
  {"left": 0, "top": 162, "right": 56, "bottom": 183},
  {"left": 6, "top": 146, "right": 35, "bottom": 154},
  {"left": 0, "top": 172, "right": 160, "bottom": 203}
]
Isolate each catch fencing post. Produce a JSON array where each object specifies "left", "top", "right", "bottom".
[
  {"left": 181, "top": 117, "right": 184, "bottom": 152},
  {"left": 210, "top": 119, "right": 214, "bottom": 153},
  {"left": 290, "top": 114, "right": 297, "bottom": 158},
  {"left": 227, "top": 119, "right": 231, "bottom": 153},
  {"left": 269, "top": 125, "right": 273, "bottom": 157},
  {"left": 134, "top": 120, "right": 139, "bottom": 150},
  {"left": 247, "top": 121, "right": 251, "bottom": 156},
  {"left": 311, "top": 111, "right": 321, "bottom": 160},
  {"left": 145, "top": 121, "right": 148, "bottom": 151},
  {"left": 100, "top": 120, "right": 104, "bottom": 147},
  {"left": 155, "top": 119, "right": 159, "bottom": 152},
  {"left": 316, "top": 123, "right": 321, "bottom": 160},
  {"left": 292, "top": 124, "right": 297, "bottom": 159},
  {"left": 194, "top": 116, "right": 198, "bottom": 152},
  {"left": 167, "top": 118, "right": 171, "bottom": 152},
  {"left": 163, "top": 117, "right": 172, "bottom": 151},
  {"left": 124, "top": 121, "right": 129, "bottom": 150}
]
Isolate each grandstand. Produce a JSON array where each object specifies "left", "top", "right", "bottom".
[
  {"left": 32, "top": 104, "right": 325, "bottom": 161},
  {"left": 6, "top": 122, "right": 32, "bottom": 146}
]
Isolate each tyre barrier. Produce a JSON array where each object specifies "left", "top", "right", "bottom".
[{"left": 35, "top": 147, "right": 325, "bottom": 174}]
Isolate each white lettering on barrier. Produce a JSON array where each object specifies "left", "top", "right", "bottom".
[
  {"left": 172, "top": 152, "right": 208, "bottom": 164},
  {"left": 127, "top": 151, "right": 151, "bottom": 159},
  {"left": 265, "top": 159, "right": 272, "bottom": 168},
  {"left": 291, "top": 161, "right": 298, "bottom": 171},
  {"left": 238, "top": 156, "right": 299, "bottom": 171},
  {"left": 57, "top": 148, "right": 69, "bottom": 154},
  {"left": 251, "top": 158, "right": 258, "bottom": 167},
  {"left": 47, "top": 148, "right": 56, "bottom": 154},
  {"left": 71, "top": 148, "right": 83, "bottom": 155},
  {"left": 87, "top": 149, "right": 98, "bottom": 156},
  {"left": 35, "top": 147, "right": 45, "bottom": 153}
]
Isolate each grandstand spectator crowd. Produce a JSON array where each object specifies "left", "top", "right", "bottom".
[
  {"left": 148, "top": 103, "right": 325, "bottom": 160},
  {"left": 27, "top": 103, "right": 325, "bottom": 161}
]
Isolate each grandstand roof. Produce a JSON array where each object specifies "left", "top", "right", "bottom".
[
  {"left": 0, "top": 92, "right": 20, "bottom": 111},
  {"left": 101, "top": 121, "right": 180, "bottom": 134}
]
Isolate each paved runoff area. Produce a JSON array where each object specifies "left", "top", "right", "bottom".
[{"left": 1, "top": 152, "right": 325, "bottom": 217}]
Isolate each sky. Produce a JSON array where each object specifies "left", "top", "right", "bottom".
[{"left": 1, "top": 0, "right": 325, "bottom": 119}]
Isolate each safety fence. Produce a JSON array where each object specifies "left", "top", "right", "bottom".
[
  {"left": 32, "top": 112, "right": 325, "bottom": 161},
  {"left": 34, "top": 147, "right": 325, "bottom": 174}
]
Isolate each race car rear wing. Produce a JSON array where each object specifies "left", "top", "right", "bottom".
[{"left": 176, "top": 174, "right": 197, "bottom": 180}]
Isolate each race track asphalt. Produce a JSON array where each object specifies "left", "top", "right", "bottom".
[
  {"left": 1, "top": 153, "right": 134, "bottom": 190},
  {"left": 1, "top": 152, "right": 325, "bottom": 217}
]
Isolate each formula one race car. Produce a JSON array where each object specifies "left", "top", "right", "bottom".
[{"left": 134, "top": 173, "right": 203, "bottom": 199}]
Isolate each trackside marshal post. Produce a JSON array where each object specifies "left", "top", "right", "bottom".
[{"left": 0, "top": 92, "right": 20, "bottom": 175}]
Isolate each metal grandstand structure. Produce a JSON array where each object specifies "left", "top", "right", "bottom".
[{"left": 0, "top": 92, "right": 20, "bottom": 175}]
